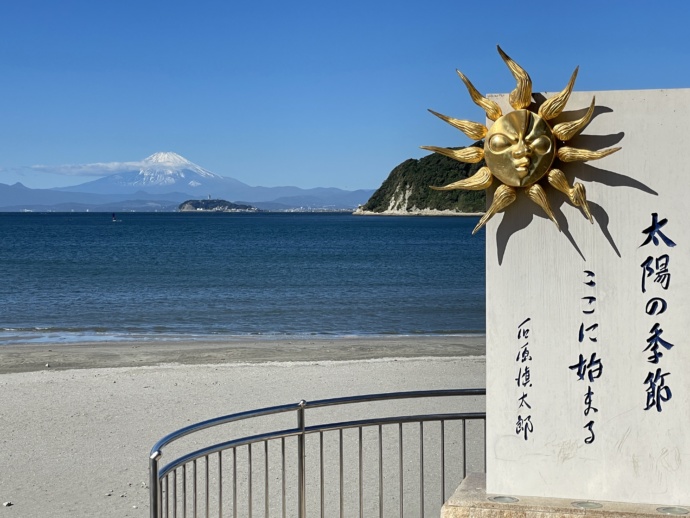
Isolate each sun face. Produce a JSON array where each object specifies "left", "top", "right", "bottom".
[{"left": 422, "top": 46, "right": 620, "bottom": 234}]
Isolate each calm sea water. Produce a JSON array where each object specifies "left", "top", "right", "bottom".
[{"left": 0, "top": 212, "right": 485, "bottom": 345}]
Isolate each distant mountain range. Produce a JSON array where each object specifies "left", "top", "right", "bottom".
[{"left": 0, "top": 152, "right": 374, "bottom": 212}]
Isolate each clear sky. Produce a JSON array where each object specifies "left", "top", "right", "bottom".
[{"left": 1, "top": 0, "right": 689, "bottom": 190}]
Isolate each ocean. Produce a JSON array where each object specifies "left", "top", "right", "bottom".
[{"left": 0, "top": 212, "right": 485, "bottom": 345}]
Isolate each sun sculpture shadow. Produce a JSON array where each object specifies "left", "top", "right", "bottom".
[{"left": 423, "top": 46, "right": 621, "bottom": 234}]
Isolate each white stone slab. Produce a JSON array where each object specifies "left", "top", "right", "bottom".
[{"left": 485, "top": 89, "right": 690, "bottom": 506}]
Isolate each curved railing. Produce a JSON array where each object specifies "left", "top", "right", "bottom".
[{"left": 149, "top": 389, "right": 486, "bottom": 518}]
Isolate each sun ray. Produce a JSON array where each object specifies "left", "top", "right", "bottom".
[
  {"left": 431, "top": 166, "right": 492, "bottom": 191},
  {"left": 553, "top": 97, "right": 596, "bottom": 141},
  {"left": 547, "top": 169, "right": 593, "bottom": 222},
  {"left": 558, "top": 146, "right": 621, "bottom": 162},
  {"left": 456, "top": 70, "right": 503, "bottom": 121},
  {"left": 538, "top": 67, "right": 579, "bottom": 121},
  {"left": 419, "top": 145, "right": 484, "bottom": 163},
  {"left": 427, "top": 110, "right": 488, "bottom": 140},
  {"left": 473, "top": 184, "right": 516, "bottom": 234},
  {"left": 497, "top": 46, "right": 532, "bottom": 110},
  {"left": 526, "top": 184, "right": 559, "bottom": 230}
]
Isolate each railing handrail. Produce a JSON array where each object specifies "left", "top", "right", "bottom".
[
  {"left": 150, "top": 402, "right": 301, "bottom": 455},
  {"left": 151, "top": 388, "right": 485, "bottom": 458},
  {"left": 302, "top": 388, "right": 486, "bottom": 409},
  {"left": 150, "top": 388, "right": 484, "bottom": 458},
  {"left": 157, "top": 411, "right": 487, "bottom": 479}
]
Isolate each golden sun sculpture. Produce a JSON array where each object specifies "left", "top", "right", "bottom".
[{"left": 422, "top": 46, "right": 621, "bottom": 235}]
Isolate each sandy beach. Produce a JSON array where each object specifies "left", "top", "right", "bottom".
[{"left": 0, "top": 336, "right": 485, "bottom": 517}]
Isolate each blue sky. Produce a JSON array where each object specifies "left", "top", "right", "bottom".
[{"left": 1, "top": 0, "right": 689, "bottom": 190}]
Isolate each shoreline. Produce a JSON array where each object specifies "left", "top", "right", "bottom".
[
  {"left": 0, "top": 334, "right": 485, "bottom": 374},
  {"left": 352, "top": 208, "right": 484, "bottom": 217}
]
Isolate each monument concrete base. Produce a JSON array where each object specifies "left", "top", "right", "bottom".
[{"left": 442, "top": 474, "right": 686, "bottom": 518}]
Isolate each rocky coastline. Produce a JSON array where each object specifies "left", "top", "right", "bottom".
[{"left": 353, "top": 207, "right": 483, "bottom": 217}]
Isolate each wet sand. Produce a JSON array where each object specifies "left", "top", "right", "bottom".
[{"left": 0, "top": 335, "right": 484, "bottom": 374}]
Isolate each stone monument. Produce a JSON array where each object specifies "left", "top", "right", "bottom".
[{"left": 425, "top": 47, "right": 690, "bottom": 515}]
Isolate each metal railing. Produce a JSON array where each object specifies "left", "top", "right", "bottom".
[{"left": 149, "top": 389, "right": 486, "bottom": 518}]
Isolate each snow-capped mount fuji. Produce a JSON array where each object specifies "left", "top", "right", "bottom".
[
  {"left": 57, "top": 151, "right": 246, "bottom": 195},
  {"left": 19, "top": 151, "right": 376, "bottom": 211},
  {"left": 133, "top": 152, "right": 224, "bottom": 186}
]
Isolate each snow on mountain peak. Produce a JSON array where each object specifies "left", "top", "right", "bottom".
[
  {"left": 137, "top": 152, "right": 222, "bottom": 181},
  {"left": 144, "top": 152, "right": 191, "bottom": 165}
]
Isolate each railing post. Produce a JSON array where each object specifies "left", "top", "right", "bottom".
[
  {"left": 149, "top": 450, "right": 162, "bottom": 518},
  {"left": 297, "top": 400, "right": 307, "bottom": 518}
]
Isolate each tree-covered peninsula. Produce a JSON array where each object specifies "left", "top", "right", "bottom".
[{"left": 356, "top": 146, "right": 486, "bottom": 215}]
